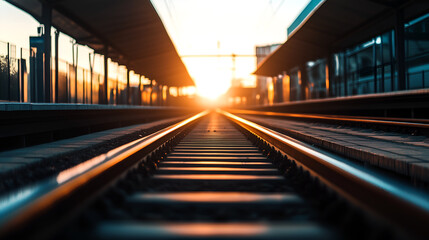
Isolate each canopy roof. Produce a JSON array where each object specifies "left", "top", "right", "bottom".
[
  {"left": 255, "top": 0, "right": 429, "bottom": 76},
  {"left": 7, "top": 0, "right": 194, "bottom": 86}
]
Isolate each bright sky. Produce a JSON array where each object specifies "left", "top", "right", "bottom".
[
  {"left": 0, "top": 0, "right": 99, "bottom": 72},
  {"left": 0, "top": 0, "right": 310, "bottom": 99},
  {"left": 151, "top": 0, "right": 309, "bottom": 99}
]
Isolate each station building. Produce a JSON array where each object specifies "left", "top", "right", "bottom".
[
  {"left": 256, "top": 44, "right": 281, "bottom": 105},
  {"left": 0, "top": 0, "right": 195, "bottom": 107},
  {"left": 255, "top": 0, "right": 429, "bottom": 104}
]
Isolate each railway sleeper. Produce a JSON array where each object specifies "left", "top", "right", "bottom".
[{"left": 58, "top": 113, "right": 399, "bottom": 240}]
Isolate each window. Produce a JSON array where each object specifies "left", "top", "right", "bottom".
[{"left": 405, "top": 13, "right": 429, "bottom": 89}]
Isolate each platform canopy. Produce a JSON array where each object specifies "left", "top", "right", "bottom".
[
  {"left": 6, "top": 0, "right": 194, "bottom": 87},
  {"left": 255, "top": 0, "right": 429, "bottom": 76}
]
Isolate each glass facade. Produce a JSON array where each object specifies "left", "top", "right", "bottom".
[
  {"left": 307, "top": 59, "right": 327, "bottom": 99},
  {"left": 267, "top": 12, "right": 429, "bottom": 105},
  {"left": 405, "top": 13, "right": 429, "bottom": 89},
  {"left": 330, "top": 31, "right": 396, "bottom": 97},
  {"left": 288, "top": 68, "right": 300, "bottom": 101},
  {"left": 256, "top": 44, "right": 281, "bottom": 105}
]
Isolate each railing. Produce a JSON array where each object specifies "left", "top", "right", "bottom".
[{"left": 0, "top": 39, "right": 161, "bottom": 106}]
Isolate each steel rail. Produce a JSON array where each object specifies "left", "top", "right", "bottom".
[
  {"left": 0, "top": 110, "right": 209, "bottom": 238},
  {"left": 229, "top": 109, "right": 429, "bottom": 129},
  {"left": 220, "top": 109, "right": 429, "bottom": 238}
]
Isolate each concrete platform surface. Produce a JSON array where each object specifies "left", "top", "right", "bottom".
[
  {"left": 0, "top": 116, "right": 186, "bottom": 173},
  {"left": 239, "top": 114, "right": 429, "bottom": 182},
  {"left": 0, "top": 102, "right": 182, "bottom": 111}
]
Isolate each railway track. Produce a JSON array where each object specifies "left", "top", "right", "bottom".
[
  {"left": 229, "top": 109, "right": 429, "bottom": 135},
  {"left": 0, "top": 110, "right": 428, "bottom": 239}
]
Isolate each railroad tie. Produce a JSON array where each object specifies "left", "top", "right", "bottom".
[{"left": 91, "top": 113, "right": 336, "bottom": 240}]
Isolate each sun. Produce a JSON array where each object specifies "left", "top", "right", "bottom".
[
  {"left": 196, "top": 80, "right": 229, "bottom": 100},
  {"left": 182, "top": 58, "right": 232, "bottom": 101}
]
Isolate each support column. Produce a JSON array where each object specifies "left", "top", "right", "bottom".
[
  {"left": 299, "top": 63, "right": 308, "bottom": 100},
  {"left": 115, "top": 73, "right": 119, "bottom": 105},
  {"left": 54, "top": 30, "right": 59, "bottom": 103},
  {"left": 160, "top": 85, "right": 164, "bottom": 106},
  {"left": 343, "top": 54, "right": 348, "bottom": 96},
  {"left": 42, "top": 2, "right": 52, "bottom": 103},
  {"left": 89, "top": 53, "right": 93, "bottom": 104},
  {"left": 75, "top": 45, "right": 78, "bottom": 103},
  {"left": 127, "top": 68, "right": 131, "bottom": 105},
  {"left": 149, "top": 80, "right": 153, "bottom": 106},
  {"left": 165, "top": 86, "right": 169, "bottom": 106},
  {"left": 326, "top": 54, "right": 332, "bottom": 98},
  {"left": 373, "top": 42, "right": 378, "bottom": 93},
  {"left": 138, "top": 76, "right": 142, "bottom": 105},
  {"left": 103, "top": 46, "right": 108, "bottom": 104},
  {"left": 395, "top": 8, "right": 406, "bottom": 90},
  {"left": 6, "top": 43, "right": 10, "bottom": 100},
  {"left": 19, "top": 48, "right": 23, "bottom": 102}
]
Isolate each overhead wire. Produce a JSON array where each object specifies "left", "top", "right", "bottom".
[
  {"left": 255, "top": 1, "right": 274, "bottom": 34},
  {"left": 163, "top": 0, "right": 182, "bottom": 47},
  {"left": 272, "top": 0, "right": 286, "bottom": 17}
]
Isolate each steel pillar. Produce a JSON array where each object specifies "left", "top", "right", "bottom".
[
  {"left": 395, "top": 8, "right": 406, "bottom": 90},
  {"left": 127, "top": 68, "right": 130, "bottom": 105},
  {"left": 103, "top": 46, "right": 108, "bottom": 104},
  {"left": 54, "top": 30, "right": 59, "bottom": 103},
  {"left": 165, "top": 86, "right": 169, "bottom": 106},
  {"left": 138, "top": 76, "right": 142, "bottom": 105},
  {"left": 326, "top": 54, "right": 332, "bottom": 98},
  {"left": 42, "top": 2, "right": 52, "bottom": 102},
  {"left": 6, "top": 43, "right": 10, "bottom": 100},
  {"left": 149, "top": 80, "right": 153, "bottom": 106},
  {"left": 74, "top": 45, "right": 78, "bottom": 103},
  {"left": 299, "top": 63, "right": 308, "bottom": 100}
]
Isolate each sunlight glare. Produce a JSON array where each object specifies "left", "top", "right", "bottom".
[
  {"left": 182, "top": 58, "right": 232, "bottom": 100},
  {"left": 196, "top": 80, "right": 229, "bottom": 100}
]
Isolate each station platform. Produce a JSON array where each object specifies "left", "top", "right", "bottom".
[
  {"left": 0, "top": 102, "right": 179, "bottom": 111},
  {"left": 0, "top": 115, "right": 186, "bottom": 174},
  {"left": 249, "top": 89, "right": 429, "bottom": 118},
  {"left": 0, "top": 103, "right": 197, "bottom": 150},
  {"left": 239, "top": 114, "right": 429, "bottom": 182}
]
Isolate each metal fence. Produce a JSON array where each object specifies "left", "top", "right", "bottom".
[{"left": 0, "top": 39, "right": 161, "bottom": 105}]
